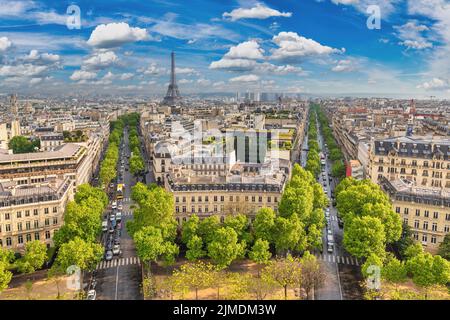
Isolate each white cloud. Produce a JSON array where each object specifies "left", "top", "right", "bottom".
[
  {"left": 120, "top": 73, "right": 134, "bottom": 80},
  {"left": 0, "top": 36, "right": 12, "bottom": 52},
  {"left": 394, "top": 21, "right": 433, "bottom": 50},
  {"left": 178, "top": 79, "right": 193, "bottom": 84},
  {"left": 87, "top": 22, "right": 148, "bottom": 48},
  {"left": 147, "top": 13, "right": 238, "bottom": 41},
  {"left": 197, "top": 78, "right": 211, "bottom": 86},
  {"left": 271, "top": 31, "right": 344, "bottom": 62},
  {"left": 29, "top": 77, "right": 43, "bottom": 85},
  {"left": 330, "top": 0, "right": 401, "bottom": 18},
  {"left": 223, "top": 3, "right": 292, "bottom": 21},
  {"left": 213, "top": 81, "right": 225, "bottom": 87},
  {"left": 24, "top": 49, "right": 60, "bottom": 65},
  {"left": 139, "top": 62, "right": 166, "bottom": 75},
  {"left": 82, "top": 51, "right": 119, "bottom": 70},
  {"left": 0, "top": 64, "right": 49, "bottom": 77},
  {"left": 70, "top": 70, "right": 97, "bottom": 81},
  {"left": 210, "top": 58, "right": 257, "bottom": 71},
  {"left": 417, "top": 78, "right": 449, "bottom": 90},
  {"left": 229, "top": 74, "right": 260, "bottom": 82},
  {"left": 224, "top": 40, "right": 265, "bottom": 60},
  {"left": 332, "top": 59, "right": 355, "bottom": 72},
  {"left": 175, "top": 67, "right": 198, "bottom": 75}
]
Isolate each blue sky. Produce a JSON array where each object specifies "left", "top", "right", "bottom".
[{"left": 0, "top": 0, "right": 450, "bottom": 98}]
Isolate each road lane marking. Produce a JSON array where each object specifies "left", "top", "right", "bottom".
[
  {"left": 332, "top": 255, "right": 335, "bottom": 263},
  {"left": 346, "top": 257, "right": 350, "bottom": 265},
  {"left": 355, "top": 258, "right": 359, "bottom": 266}
]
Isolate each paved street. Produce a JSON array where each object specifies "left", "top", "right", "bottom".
[
  {"left": 305, "top": 111, "right": 362, "bottom": 300},
  {"left": 93, "top": 127, "right": 143, "bottom": 300}
]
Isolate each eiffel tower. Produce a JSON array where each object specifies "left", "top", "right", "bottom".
[{"left": 161, "top": 51, "right": 183, "bottom": 106}]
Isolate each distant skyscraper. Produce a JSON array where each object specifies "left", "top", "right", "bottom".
[{"left": 162, "top": 51, "right": 183, "bottom": 106}]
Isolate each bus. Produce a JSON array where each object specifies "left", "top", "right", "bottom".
[{"left": 116, "top": 184, "right": 124, "bottom": 200}]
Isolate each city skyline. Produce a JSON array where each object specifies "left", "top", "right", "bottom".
[{"left": 0, "top": 0, "right": 450, "bottom": 98}]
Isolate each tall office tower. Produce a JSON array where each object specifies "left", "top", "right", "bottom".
[{"left": 161, "top": 51, "right": 183, "bottom": 106}]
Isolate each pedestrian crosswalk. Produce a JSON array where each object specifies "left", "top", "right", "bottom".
[
  {"left": 121, "top": 198, "right": 132, "bottom": 203},
  {"left": 122, "top": 211, "right": 133, "bottom": 216},
  {"left": 314, "top": 253, "right": 359, "bottom": 266},
  {"left": 96, "top": 256, "right": 141, "bottom": 270}
]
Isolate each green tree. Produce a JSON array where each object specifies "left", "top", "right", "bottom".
[
  {"left": 382, "top": 257, "right": 407, "bottom": 287},
  {"left": 186, "top": 235, "right": 205, "bottom": 261},
  {"left": 438, "top": 233, "right": 450, "bottom": 261},
  {"left": 406, "top": 252, "right": 450, "bottom": 299},
  {"left": 272, "top": 214, "right": 306, "bottom": 254},
  {"left": 253, "top": 207, "right": 276, "bottom": 243},
  {"left": 8, "top": 136, "right": 40, "bottom": 153},
  {"left": 300, "top": 251, "right": 325, "bottom": 300},
  {"left": 54, "top": 237, "right": 103, "bottom": 272},
  {"left": 198, "top": 215, "right": 221, "bottom": 244},
  {"left": 17, "top": 241, "right": 47, "bottom": 273},
  {"left": 207, "top": 227, "right": 246, "bottom": 269},
  {"left": 181, "top": 214, "right": 200, "bottom": 244},
  {"left": 224, "top": 214, "right": 250, "bottom": 242},
  {"left": 361, "top": 203, "right": 402, "bottom": 244},
  {"left": 134, "top": 226, "right": 179, "bottom": 275},
  {"left": 0, "top": 262, "right": 12, "bottom": 293},
  {"left": 306, "top": 224, "right": 323, "bottom": 250},
  {"left": 127, "top": 183, "right": 177, "bottom": 240},
  {"left": 361, "top": 253, "right": 383, "bottom": 278},
  {"left": 249, "top": 239, "right": 272, "bottom": 266},
  {"left": 172, "top": 261, "right": 216, "bottom": 300},
  {"left": 130, "top": 153, "right": 145, "bottom": 175},
  {"left": 331, "top": 160, "right": 346, "bottom": 179},
  {"left": 343, "top": 216, "right": 386, "bottom": 259},
  {"left": 261, "top": 255, "right": 302, "bottom": 300},
  {"left": 404, "top": 243, "right": 424, "bottom": 260}
]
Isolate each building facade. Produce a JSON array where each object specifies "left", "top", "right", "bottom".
[
  {"left": 381, "top": 177, "right": 449, "bottom": 253},
  {"left": 0, "top": 177, "right": 74, "bottom": 251}
]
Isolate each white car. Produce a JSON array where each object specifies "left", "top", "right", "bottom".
[
  {"left": 112, "top": 244, "right": 121, "bottom": 255},
  {"left": 110, "top": 214, "right": 116, "bottom": 222},
  {"left": 86, "top": 289, "right": 96, "bottom": 300},
  {"left": 117, "top": 203, "right": 123, "bottom": 211},
  {"left": 101, "top": 220, "right": 108, "bottom": 232},
  {"left": 115, "top": 212, "right": 122, "bottom": 222},
  {"left": 327, "top": 234, "right": 334, "bottom": 244},
  {"left": 111, "top": 201, "right": 117, "bottom": 210},
  {"left": 327, "top": 229, "right": 333, "bottom": 236}
]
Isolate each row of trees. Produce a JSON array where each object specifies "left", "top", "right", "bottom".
[
  {"left": 305, "top": 110, "right": 321, "bottom": 177},
  {"left": 8, "top": 136, "right": 40, "bottom": 154},
  {"left": 152, "top": 253, "right": 325, "bottom": 300},
  {"left": 0, "top": 241, "right": 48, "bottom": 293},
  {"left": 315, "top": 105, "right": 346, "bottom": 179},
  {"left": 126, "top": 114, "right": 145, "bottom": 176},
  {"left": 335, "top": 177, "right": 450, "bottom": 299},
  {"left": 49, "top": 184, "right": 108, "bottom": 297},
  {"left": 127, "top": 164, "right": 328, "bottom": 277},
  {"left": 0, "top": 184, "right": 107, "bottom": 295},
  {"left": 99, "top": 119, "right": 124, "bottom": 188}
]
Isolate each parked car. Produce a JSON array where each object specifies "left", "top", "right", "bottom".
[
  {"left": 111, "top": 201, "right": 117, "bottom": 210},
  {"left": 101, "top": 220, "right": 108, "bottom": 232},
  {"left": 327, "top": 234, "right": 334, "bottom": 244},
  {"left": 110, "top": 214, "right": 115, "bottom": 222},
  {"left": 327, "top": 243, "right": 334, "bottom": 253},
  {"left": 112, "top": 244, "right": 121, "bottom": 255},
  {"left": 327, "top": 229, "right": 332, "bottom": 236},
  {"left": 108, "top": 226, "right": 115, "bottom": 234},
  {"left": 105, "top": 250, "right": 113, "bottom": 261},
  {"left": 111, "top": 219, "right": 116, "bottom": 229},
  {"left": 86, "top": 289, "right": 96, "bottom": 300},
  {"left": 116, "top": 212, "right": 122, "bottom": 222}
]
